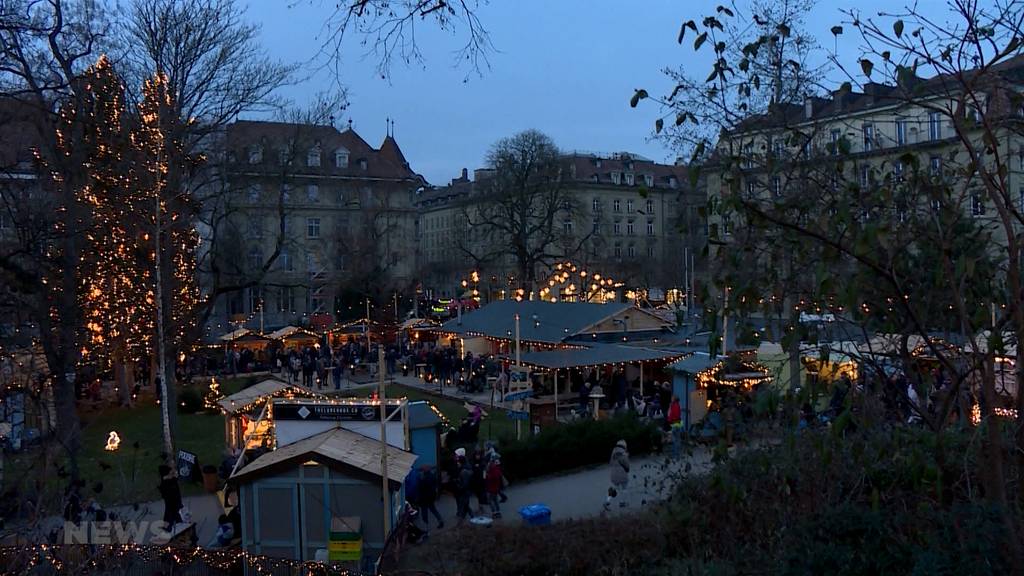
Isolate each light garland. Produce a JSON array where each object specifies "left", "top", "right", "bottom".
[
  {"left": 695, "top": 360, "right": 771, "bottom": 391},
  {"left": 970, "top": 404, "right": 1019, "bottom": 425},
  {"left": 0, "top": 544, "right": 355, "bottom": 575}
]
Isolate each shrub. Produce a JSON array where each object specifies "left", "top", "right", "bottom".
[
  {"left": 498, "top": 413, "right": 662, "bottom": 481},
  {"left": 177, "top": 387, "right": 203, "bottom": 414}
]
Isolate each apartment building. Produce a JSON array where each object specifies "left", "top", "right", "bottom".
[
  {"left": 205, "top": 120, "right": 426, "bottom": 333},
  {"left": 415, "top": 153, "right": 705, "bottom": 301}
]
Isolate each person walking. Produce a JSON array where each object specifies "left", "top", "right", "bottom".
[
  {"left": 157, "top": 465, "right": 183, "bottom": 530},
  {"left": 667, "top": 395, "right": 683, "bottom": 459},
  {"left": 485, "top": 456, "right": 504, "bottom": 518},
  {"left": 416, "top": 466, "right": 444, "bottom": 530},
  {"left": 604, "top": 439, "right": 630, "bottom": 511},
  {"left": 470, "top": 446, "right": 488, "bottom": 516},
  {"left": 454, "top": 450, "right": 473, "bottom": 525}
]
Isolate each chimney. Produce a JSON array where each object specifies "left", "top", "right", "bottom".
[
  {"left": 461, "top": 167, "right": 468, "bottom": 180},
  {"left": 804, "top": 97, "right": 814, "bottom": 120},
  {"left": 831, "top": 84, "right": 851, "bottom": 113}
]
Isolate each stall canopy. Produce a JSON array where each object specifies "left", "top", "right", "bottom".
[
  {"left": 218, "top": 378, "right": 321, "bottom": 415},
  {"left": 231, "top": 426, "right": 417, "bottom": 484},
  {"left": 400, "top": 318, "right": 440, "bottom": 331},
  {"left": 518, "top": 343, "right": 686, "bottom": 370},
  {"left": 218, "top": 328, "right": 271, "bottom": 346},
  {"left": 439, "top": 300, "right": 636, "bottom": 345},
  {"left": 268, "top": 326, "right": 320, "bottom": 344}
]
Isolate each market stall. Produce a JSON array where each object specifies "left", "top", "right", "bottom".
[
  {"left": 217, "top": 378, "right": 325, "bottom": 453},
  {"left": 268, "top": 326, "right": 321, "bottom": 351}
]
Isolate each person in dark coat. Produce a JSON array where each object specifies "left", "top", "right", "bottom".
[
  {"left": 416, "top": 466, "right": 444, "bottom": 530},
  {"left": 470, "top": 446, "right": 488, "bottom": 515},
  {"left": 157, "top": 465, "right": 183, "bottom": 529}
]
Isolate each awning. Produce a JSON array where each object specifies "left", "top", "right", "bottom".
[
  {"left": 217, "top": 378, "right": 322, "bottom": 414},
  {"left": 267, "top": 326, "right": 319, "bottom": 341},
  {"left": 518, "top": 343, "right": 686, "bottom": 370}
]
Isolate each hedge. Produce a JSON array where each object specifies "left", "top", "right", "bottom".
[{"left": 498, "top": 413, "right": 662, "bottom": 481}]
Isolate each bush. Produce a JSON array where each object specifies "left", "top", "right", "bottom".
[
  {"left": 499, "top": 413, "right": 662, "bottom": 481},
  {"left": 177, "top": 387, "right": 203, "bottom": 414}
]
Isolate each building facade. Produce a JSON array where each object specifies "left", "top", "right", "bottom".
[
  {"left": 204, "top": 120, "right": 425, "bottom": 335},
  {"left": 415, "top": 153, "right": 706, "bottom": 303}
]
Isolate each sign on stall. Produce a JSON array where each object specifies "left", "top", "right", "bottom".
[{"left": 274, "top": 402, "right": 401, "bottom": 422}]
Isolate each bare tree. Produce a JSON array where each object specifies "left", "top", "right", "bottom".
[{"left": 458, "top": 130, "right": 585, "bottom": 295}]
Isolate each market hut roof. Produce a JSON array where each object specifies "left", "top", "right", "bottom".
[
  {"left": 668, "top": 353, "right": 721, "bottom": 375},
  {"left": 218, "top": 328, "right": 272, "bottom": 343},
  {"left": 438, "top": 300, "right": 634, "bottom": 345},
  {"left": 518, "top": 343, "right": 686, "bottom": 370},
  {"left": 408, "top": 400, "right": 444, "bottom": 428},
  {"left": 217, "top": 378, "right": 322, "bottom": 414},
  {"left": 267, "top": 326, "right": 320, "bottom": 341},
  {"left": 231, "top": 426, "right": 417, "bottom": 484},
  {"left": 400, "top": 317, "right": 440, "bottom": 331}
]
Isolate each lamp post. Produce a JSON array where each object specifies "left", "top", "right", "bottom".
[{"left": 379, "top": 344, "right": 390, "bottom": 536}]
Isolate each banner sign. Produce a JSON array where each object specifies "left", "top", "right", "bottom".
[
  {"left": 274, "top": 402, "right": 402, "bottom": 422},
  {"left": 177, "top": 450, "right": 198, "bottom": 481}
]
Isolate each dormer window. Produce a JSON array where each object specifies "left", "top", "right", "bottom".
[
  {"left": 359, "top": 158, "right": 368, "bottom": 171},
  {"left": 307, "top": 144, "right": 321, "bottom": 167},
  {"left": 668, "top": 176, "right": 678, "bottom": 188},
  {"left": 248, "top": 145, "right": 263, "bottom": 164},
  {"left": 626, "top": 161, "right": 634, "bottom": 171},
  {"left": 335, "top": 149, "right": 349, "bottom": 168},
  {"left": 643, "top": 174, "right": 653, "bottom": 187},
  {"left": 595, "top": 158, "right": 602, "bottom": 168},
  {"left": 625, "top": 173, "right": 635, "bottom": 186},
  {"left": 611, "top": 172, "right": 621, "bottom": 185},
  {"left": 279, "top": 146, "right": 291, "bottom": 165}
]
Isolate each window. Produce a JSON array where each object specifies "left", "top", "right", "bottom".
[
  {"left": 627, "top": 244, "right": 636, "bottom": 258},
  {"left": 277, "top": 287, "right": 295, "bottom": 313},
  {"left": 280, "top": 249, "right": 293, "bottom": 271},
  {"left": 281, "top": 184, "right": 292, "bottom": 202},
  {"left": 563, "top": 219, "right": 573, "bottom": 234},
  {"left": 595, "top": 158, "right": 602, "bottom": 168},
  {"left": 359, "top": 159, "right": 368, "bottom": 171},
  {"left": 669, "top": 176, "right": 678, "bottom": 188},
  {"left": 773, "top": 138, "right": 784, "bottom": 158},
  {"left": 625, "top": 173, "right": 635, "bottom": 186},
  {"left": 626, "top": 220, "right": 635, "bottom": 236},
  {"left": 249, "top": 287, "right": 262, "bottom": 313},
  {"left": 928, "top": 111, "right": 942, "bottom": 140},
  {"left": 746, "top": 180, "right": 755, "bottom": 195},
  {"left": 248, "top": 216, "right": 262, "bottom": 238},
  {"left": 896, "top": 200, "right": 908, "bottom": 223},
  {"left": 723, "top": 216, "right": 733, "bottom": 236},
  {"left": 771, "top": 176, "right": 782, "bottom": 197},
  {"left": 893, "top": 161, "right": 904, "bottom": 182},
  {"left": 306, "top": 252, "right": 317, "bottom": 273},
  {"left": 591, "top": 174, "right": 599, "bottom": 182},
  {"left": 862, "top": 124, "right": 875, "bottom": 152},
  {"left": 592, "top": 197, "right": 601, "bottom": 212},
  {"left": 829, "top": 129, "right": 841, "bottom": 155},
  {"left": 896, "top": 119, "right": 907, "bottom": 146},
  {"left": 742, "top": 143, "right": 754, "bottom": 168},
  {"left": 611, "top": 172, "right": 621, "bottom": 185},
  {"left": 859, "top": 165, "right": 869, "bottom": 189},
  {"left": 335, "top": 148, "right": 349, "bottom": 168},
  {"left": 306, "top": 184, "right": 319, "bottom": 202},
  {"left": 647, "top": 245, "right": 656, "bottom": 258},
  {"left": 646, "top": 199, "right": 654, "bottom": 214},
  {"left": 646, "top": 219, "right": 655, "bottom": 236},
  {"left": 248, "top": 184, "right": 260, "bottom": 203},
  {"left": 614, "top": 243, "right": 622, "bottom": 259},
  {"left": 644, "top": 174, "right": 653, "bottom": 187},
  {"left": 613, "top": 199, "right": 621, "bottom": 213},
  {"left": 972, "top": 194, "right": 985, "bottom": 216},
  {"left": 281, "top": 216, "right": 290, "bottom": 235},
  {"left": 248, "top": 145, "right": 263, "bottom": 164},
  {"left": 613, "top": 220, "right": 621, "bottom": 235},
  {"left": 307, "top": 146, "right": 321, "bottom": 167},
  {"left": 306, "top": 217, "right": 320, "bottom": 238},
  {"left": 247, "top": 246, "right": 263, "bottom": 270},
  {"left": 592, "top": 217, "right": 600, "bottom": 233},
  {"left": 279, "top": 145, "right": 292, "bottom": 165},
  {"left": 626, "top": 199, "right": 634, "bottom": 213},
  {"left": 969, "top": 105, "right": 983, "bottom": 123},
  {"left": 930, "top": 155, "right": 942, "bottom": 177}
]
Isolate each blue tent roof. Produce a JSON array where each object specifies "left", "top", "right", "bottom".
[
  {"left": 518, "top": 343, "right": 686, "bottom": 370},
  {"left": 439, "top": 300, "right": 632, "bottom": 345},
  {"left": 668, "top": 353, "right": 721, "bottom": 375}
]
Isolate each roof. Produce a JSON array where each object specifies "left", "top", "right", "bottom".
[
  {"left": 224, "top": 120, "right": 426, "bottom": 183},
  {"left": 518, "top": 343, "right": 687, "bottom": 370},
  {"left": 217, "top": 378, "right": 321, "bottom": 414},
  {"left": 668, "top": 353, "right": 721, "bottom": 375},
  {"left": 232, "top": 426, "right": 418, "bottom": 484},
  {"left": 267, "top": 326, "right": 319, "bottom": 341},
  {"left": 408, "top": 401, "right": 443, "bottom": 428},
  {"left": 218, "top": 328, "right": 270, "bottom": 343},
  {"left": 439, "top": 300, "right": 632, "bottom": 345},
  {"left": 400, "top": 317, "right": 440, "bottom": 330}
]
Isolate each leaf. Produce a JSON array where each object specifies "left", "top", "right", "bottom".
[
  {"left": 861, "top": 59, "right": 874, "bottom": 77},
  {"left": 893, "top": 19, "right": 904, "bottom": 38},
  {"left": 655, "top": 118, "right": 664, "bottom": 134},
  {"left": 694, "top": 32, "right": 708, "bottom": 51},
  {"left": 630, "top": 89, "right": 649, "bottom": 108},
  {"left": 831, "top": 25, "right": 843, "bottom": 36}
]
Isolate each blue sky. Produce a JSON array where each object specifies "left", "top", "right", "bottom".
[{"left": 247, "top": 0, "right": 895, "bottom": 186}]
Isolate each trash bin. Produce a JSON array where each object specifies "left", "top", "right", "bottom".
[
  {"left": 202, "top": 465, "right": 218, "bottom": 493},
  {"left": 518, "top": 504, "right": 551, "bottom": 526}
]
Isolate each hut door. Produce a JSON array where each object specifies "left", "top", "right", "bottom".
[{"left": 253, "top": 484, "right": 300, "bottom": 559}]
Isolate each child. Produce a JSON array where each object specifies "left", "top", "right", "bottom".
[{"left": 214, "top": 514, "right": 235, "bottom": 547}]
